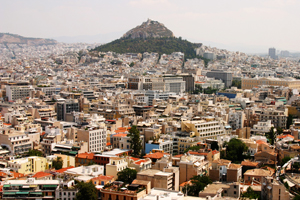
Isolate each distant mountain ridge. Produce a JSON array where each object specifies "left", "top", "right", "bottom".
[
  {"left": 122, "top": 19, "right": 174, "bottom": 39},
  {"left": 0, "top": 33, "right": 57, "bottom": 45}
]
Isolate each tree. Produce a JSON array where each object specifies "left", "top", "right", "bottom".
[
  {"left": 277, "top": 127, "right": 283, "bottom": 135},
  {"left": 294, "top": 195, "right": 300, "bottom": 200},
  {"left": 129, "top": 62, "right": 135, "bottom": 67},
  {"left": 293, "top": 162, "right": 300, "bottom": 172},
  {"left": 287, "top": 114, "right": 293, "bottom": 129},
  {"left": 231, "top": 80, "right": 241, "bottom": 89},
  {"left": 128, "top": 126, "right": 143, "bottom": 157},
  {"left": 117, "top": 168, "right": 137, "bottom": 184},
  {"left": 75, "top": 181, "right": 97, "bottom": 200},
  {"left": 223, "top": 138, "right": 248, "bottom": 163},
  {"left": 281, "top": 156, "right": 291, "bottom": 166},
  {"left": 266, "top": 127, "right": 276, "bottom": 145},
  {"left": 182, "top": 175, "right": 212, "bottom": 196},
  {"left": 184, "top": 145, "right": 201, "bottom": 153},
  {"left": 26, "top": 149, "right": 43, "bottom": 156},
  {"left": 241, "top": 187, "right": 261, "bottom": 200},
  {"left": 52, "top": 157, "right": 63, "bottom": 170}
]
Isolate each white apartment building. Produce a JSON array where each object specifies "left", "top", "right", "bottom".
[
  {"left": 35, "top": 86, "right": 56, "bottom": 96},
  {"left": 228, "top": 111, "right": 245, "bottom": 130},
  {"left": 182, "top": 118, "right": 228, "bottom": 140},
  {"left": 164, "top": 77, "right": 185, "bottom": 94},
  {"left": 251, "top": 120, "right": 273, "bottom": 135},
  {"left": 77, "top": 124, "right": 107, "bottom": 153},
  {"left": 6, "top": 85, "right": 34, "bottom": 101}
]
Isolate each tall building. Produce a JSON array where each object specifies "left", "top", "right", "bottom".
[
  {"left": 206, "top": 70, "right": 233, "bottom": 88},
  {"left": 57, "top": 99, "right": 79, "bottom": 121},
  {"left": 269, "top": 47, "right": 277, "bottom": 59},
  {"left": 179, "top": 73, "right": 195, "bottom": 93},
  {"left": 77, "top": 124, "right": 107, "bottom": 153},
  {"left": 6, "top": 85, "right": 34, "bottom": 101}
]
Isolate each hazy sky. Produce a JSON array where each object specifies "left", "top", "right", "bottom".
[{"left": 1, "top": 0, "right": 299, "bottom": 53}]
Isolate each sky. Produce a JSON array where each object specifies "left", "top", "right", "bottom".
[{"left": 1, "top": 0, "right": 299, "bottom": 53}]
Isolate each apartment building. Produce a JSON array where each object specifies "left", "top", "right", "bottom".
[
  {"left": 137, "top": 169, "right": 175, "bottom": 190},
  {"left": 254, "top": 107, "right": 288, "bottom": 129},
  {"left": 106, "top": 157, "right": 128, "bottom": 179},
  {"left": 179, "top": 154, "right": 209, "bottom": 184},
  {"left": 261, "top": 176, "right": 290, "bottom": 200},
  {"left": 7, "top": 156, "right": 52, "bottom": 174},
  {"left": 0, "top": 128, "right": 32, "bottom": 155},
  {"left": 181, "top": 117, "right": 228, "bottom": 140},
  {"left": 3, "top": 178, "right": 59, "bottom": 199},
  {"left": 77, "top": 124, "right": 107, "bottom": 153},
  {"left": 57, "top": 99, "right": 79, "bottom": 121},
  {"left": 206, "top": 70, "right": 232, "bottom": 87},
  {"left": 251, "top": 120, "right": 273, "bottom": 135},
  {"left": 164, "top": 76, "right": 186, "bottom": 94},
  {"left": 228, "top": 111, "right": 245, "bottom": 130},
  {"left": 6, "top": 85, "right": 34, "bottom": 101},
  {"left": 35, "top": 86, "right": 56, "bottom": 97}
]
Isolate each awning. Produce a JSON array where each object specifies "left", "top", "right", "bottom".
[
  {"left": 30, "top": 192, "right": 43, "bottom": 195},
  {"left": 30, "top": 185, "right": 38, "bottom": 187},
  {"left": 3, "top": 184, "right": 11, "bottom": 187},
  {"left": 16, "top": 191, "right": 29, "bottom": 195},
  {"left": 69, "top": 151, "right": 78, "bottom": 155},
  {"left": 3, "top": 192, "right": 15, "bottom": 195},
  {"left": 12, "top": 184, "right": 22, "bottom": 186},
  {"left": 43, "top": 185, "right": 58, "bottom": 188}
]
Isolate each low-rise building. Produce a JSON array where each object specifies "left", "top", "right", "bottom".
[{"left": 7, "top": 156, "right": 52, "bottom": 174}]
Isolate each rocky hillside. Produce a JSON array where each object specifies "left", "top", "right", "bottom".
[
  {"left": 122, "top": 19, "right": 174, "bottom": 39},
  {"left": 0, "top": 33, "right": 57, "bottom": 45}
]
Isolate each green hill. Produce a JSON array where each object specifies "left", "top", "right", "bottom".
[{"left": 92, "top": 37, "right": 202, "bottom": 60}]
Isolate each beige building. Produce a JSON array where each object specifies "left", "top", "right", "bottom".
[
  {"left": 261, "top": 176, "right": 289, "bottom": 200},
  {"left": 77, "top": 123, "right": 107, "bottom": 153},
  {"left": 7, "top": 156, "right": 52, "bottom": 174},
  {"left": 106, "top": 157, "right": 128, "bottom": 179},
  {"left": 242, "top": 77, "right": 300, "bottom": 90},
  {"left": 0, "top": 128, "right": 32, "bottom": 154},
  {"left": 178, "top": 154, "right": 209, "bottom": 184},
  {"left": 181, "top": 117, "right": 228, "bottom": 141},
  {"left": 137, "top": 169, "right": 177, "bottom": 191}
]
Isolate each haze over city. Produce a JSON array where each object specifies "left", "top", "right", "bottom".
[{"left": 1, "top": 0, "right": 300, "bottom": 53}]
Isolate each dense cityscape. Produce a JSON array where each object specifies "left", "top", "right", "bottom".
[{"left": 1, "top": 14, "right": 300, "bottom": 200}]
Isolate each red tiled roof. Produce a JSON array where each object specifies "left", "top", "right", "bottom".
[
  {"left": 32, "top": 171, "right": 52, "bottom": 178},
  {"left": 173, "top": 154, "right": 183, "bottom": 158},
  {"left": 92, "top": 175, "right": 114, "bottom": 181},
  {"left": 277, "top": 134, "right": 294, "bottom": 139},
  {"left": 212, "top": 150, "right": 219, "bottom": 155},
  {"left": 256, "top": 140, "right": 268, "bottom": 145},
  {"left": 106, "top": 142, "right": 112, "bottom": 146},
  {"left": 129, "top": 157, "right": 140, "bottom": 161},
  {"left": 134, "top": 160, "right": 147, "bottom": 165},
  {"left": 10, "top": 172, "right": 25, "bottom": 179},
  {"left": 113, "top": 133, "right": 128, "bottom": 137},
  {"left": 55, "top": 166, "right": 75, "bottom": 173},
  {"left": 76, "top": 152, "right": 94, "bottom": 159},
  {"left": 143, "top": 152, "right": 169, "bottom": 159},
  {"left": 241, "top": 161, "right": 259, "bottom": 167}
]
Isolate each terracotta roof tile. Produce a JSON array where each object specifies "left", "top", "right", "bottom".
[
  {"left": 55, "top": 166, "right": 75, "bottom": 173},
  {"left": 76, "top": 152, "right": 94, "bottom": 159},
  {"left": 32, "top": 171, "right": 52, "bottom": 178}
]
